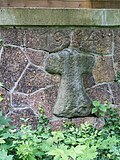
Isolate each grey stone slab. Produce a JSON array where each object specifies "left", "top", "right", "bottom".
[{"left": 0, "top": 8, "right": 103, "bottom": 26}]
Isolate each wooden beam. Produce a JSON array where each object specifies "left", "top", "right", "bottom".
[
  {"left": 91, "top": 0, "right": 120, "bottom": 9},
  {"left": 0, "top": 0, "right": 120, "bottom": 9},
  {"left": 0, "top": 0, "right": 91, "bottom": 8}
]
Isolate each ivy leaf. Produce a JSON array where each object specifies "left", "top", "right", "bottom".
[
  {"left": 79, "top": 146, "right": 97, "bottom": 160},
  {"left": 93, "top": 100, "right": 100, "bottom": 107},
  {"left": 98, "top": 136, "right": 118, "bottom": 150},
  {"left": 1, "top": 132, "right": 13, "bottom": 139},
  {"left": 99, "top": 112, "right": 105, "bottom": 117},
  {"left": 68, "top": 147, "right": 77, "bottom": 160},
  {"left": 74, "top": 145, "right": 86, "bottom": 154},
  {"left": 118, "top": 80, "right": 120, "bottom": 84},
  {"left": 47, "top": 148, "right": 63, "bottom": 156},
  {"left": 99, "top": 105, "right": 106, "bottom": 112},
  {"left": 0, "top": 138, "right": 5, "bottom": 144},
  {"left": 54, "top": 155, "right": 61, "bottom": 160},
  {"left": 0, "top": 82, "right": 3, "bottom": 87},
  {"left": 0, "top": 115, "right": 10, "bottom": 126},
  {"left": 0, "top": 39, "right": 3, "bottom": 43},
  {"left": 110, "top": 147, "right": 120, "bottom": 156},
  {"left": 92, "top": 108, "right": 97, "bottom": 114},
  {"left": 0, "top": 150, "right": 13, "bottom": 160},
  {"left": 64, "top": 138, "right": 72, "bottom": 145},
  {"left": 70, "top": 152, "right": 76, "bottom": 160},
  {"left": 41, "top": 142, "right": 51, "bottom": 152},
  {"left": 41, "top": 133, "right": 50, "bottom": 139},
  {"left": 61, "top": 154, "right": 68, "bottom": 160},
  {"left": 52, "top": 131, "right": 65, "bottom": 140}
]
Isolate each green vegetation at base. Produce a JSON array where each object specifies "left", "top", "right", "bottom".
[
  {"left": 0, "top": 105, "right": 119, "bottom": 160},
  {"left": 0, "top": 84, "right": 120, "bottom": 160}
]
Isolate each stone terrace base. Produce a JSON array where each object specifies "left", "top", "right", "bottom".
[{"left": 0, "top": 26, "right": 120, "bottom": 130}]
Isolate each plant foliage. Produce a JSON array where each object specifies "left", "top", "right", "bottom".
[{"left": 0, "top": 88, "right": 120, "bottom": 160}]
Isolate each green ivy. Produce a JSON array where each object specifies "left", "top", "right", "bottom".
[{"left": 92, "top": 100, "right": 111, "bottom": 117}]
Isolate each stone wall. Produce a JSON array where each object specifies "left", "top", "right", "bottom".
[{"left": 0, "top": 27, "right": 120, "bottom": 129}]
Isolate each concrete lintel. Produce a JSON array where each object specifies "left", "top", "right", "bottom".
[{"left": 0, "top": 8, "right": 120, "bottom": 26}]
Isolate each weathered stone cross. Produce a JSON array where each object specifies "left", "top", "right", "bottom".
[{"left": 45, "top": 48, "right": 95, "bottom": 118}]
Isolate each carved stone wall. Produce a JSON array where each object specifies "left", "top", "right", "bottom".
[{"left": 0, "top": 27, "right": 119, "bottom": 129}]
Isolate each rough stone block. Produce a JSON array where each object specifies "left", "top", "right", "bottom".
[
  {"left": 86, "top": 84, "right": 112, "bottom": 103},
  {"left": 49, "top": 120, "right": 64, "bottom": 131},
  {"left": 72, "top": 117, "right": 95, "bottom": 127},
  {"left": 8, "top": 108, "right": 38, "bottom": 130},
  {"left": 25, "top": 48, "right": 49, "bottom": 68},
  {"left": 25, "top": 28, "right": 70, "bottom": 52},
  {"left": 50, "top": 116, "right": 95, "bottom": 130},
  {"left": 72, "top": 29, "right": 112, "bottom": 54},
  {"left": 110, "top": 82, "right": 120, "bottom": 105},
  {"left": 12, "top": 92, "right": 30, "bottom": 108},
  {"left": 0, "top": 88, "right": 10, "bottom": 115},
  {"left": 83, "top": 72, "right": 95, "bottom": 89},
  {"left": 94, "top": 117, "right": 105, "bottom": 130},
  {"left": 0, "top": 46, "right": 28, "bottom": 90},
  {"left": 16, "top": 65, "right": 60, "bottom": 94},
  {"left": 29, "top": 86, "right": 59, "bottom": 118},
  {"left": 12, "top": 86, "right": 59, "bottom": 118},
  {"left": 49, "top": 118, "right": 71, "bottom": 131},
  {"left": 0, "top": 28, "right": 25, "bottom": 46},
  {"left": 93, "top": 56, "right": 115, "bottom": 83},
  {"left": 114, "top": 30, "right": 120, "bottom": 71}
]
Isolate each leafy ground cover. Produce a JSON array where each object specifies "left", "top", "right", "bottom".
[{"left": 0, "top": 83, "right": 120, "bottom": 160}]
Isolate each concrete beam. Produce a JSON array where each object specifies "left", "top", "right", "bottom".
[{"left": 0, "top": 8, "right": 120, "bottom": 26}]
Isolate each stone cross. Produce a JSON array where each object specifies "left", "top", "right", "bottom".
[{"left": 45, "top": 48, "right": 95, "bottom": 118}]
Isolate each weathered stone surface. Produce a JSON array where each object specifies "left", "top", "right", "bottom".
[
  {"left": 110, "top": 82, "right": 120, "bottom": 105},
  {"left": 12, "top": 85, "right": 59, "bottom": 118},
  {"left": 8, "top": 108, "right": 38, "bottom": 129},
  {"left": 0, "top": 40, "right": 3, "bottom": 50},
  {"left": 114, "top": 30, "right": 120, "bottom": 71},
  {"left": 94, "top": 117, "right": 105, "bottom": 130},
  {"left": 50, "top": 118, "right": 71, "bottom": 130},
  {"left": 1, "top": 9, "right": 120, "bottom": 26},
  {"left": 50, "top": 116, "right": 95, "bottom": 130},
  {"left": 50, "top": 120, "right": 64, "bottom": 131},
  {"left": 25, "top": 48, "right": 49, "bottom": 67},
  {"left": 106, "top": 10, "right": 120, "bottom": 26},
  {"left": 83, "top": 72, "right": 95, "bottom": 89},
  {"left": 0, "top": 8, "right": 103, "bottom": 26},
  {"left": 30, "top": 86, "right": 59, "bottom": 118},
  {"left": 72, "top": 29, "right": 112, "bottom": 54},
  {"left": 0, "top": 46, "right": 28, "bottom": 90},
  {"left": 86, "top": 84, "right": 112, "bottom": 103},
  {"left": 25, "top": 28, "right": 70, "bottom": 52},
  {"left": 16, "top": 65, "right": 60, "bottom": 94},
  {"left": 12, "top": 92, "right": 30, "bottom": 108},
  {"left": 0, "top": 88, "right": 10, "bottom": 115},
  {"left": 45, "top": 48, "right": 95, "bottom": 118},
  {"left": 0, "top": 28, "right": 25, "bottom": 46},
  {"left": 72, "top": 117, "right": 95, "bottom": 127},
  {"left": 93, "top": 56, "right": 115, "bottom": 83}
]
